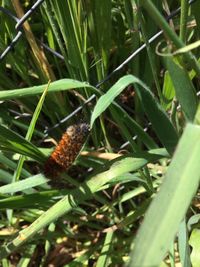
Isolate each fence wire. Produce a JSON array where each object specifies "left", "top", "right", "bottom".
[
  {"left": 0, "top": 0, "right": 198, "bottom": 138},
  {"left": 0, "top": 0, "right": 45, "bottom": 60}
]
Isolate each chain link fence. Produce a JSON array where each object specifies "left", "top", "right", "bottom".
[{"left": 0, "top": 0, "right": 198, "bottom": 138}]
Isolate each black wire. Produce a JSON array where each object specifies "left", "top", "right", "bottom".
[
  {"left": 0, "top": 7, "right": 19, "bottom": 22},
  {"left": 15, "top": 0, "right": 46, "bottom": 31},
  {"left": 0, "top": 0, "right": 45, "bottom": 60}
]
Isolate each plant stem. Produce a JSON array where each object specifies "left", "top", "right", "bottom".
[{"left": 180, "top": 0, "right": 189, "bottom": 43}]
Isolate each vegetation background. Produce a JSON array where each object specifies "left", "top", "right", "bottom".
[{"left": 0, "top": 0, "right": 200, "bottom": 266}]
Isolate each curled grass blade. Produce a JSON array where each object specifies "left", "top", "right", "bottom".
[{"left": 140, "top": 0, "right": 200, "bottom": 78}]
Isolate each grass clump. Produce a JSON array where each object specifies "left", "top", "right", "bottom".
[{"left": 0, "top": 1, "right": 200, "bottom": 266}]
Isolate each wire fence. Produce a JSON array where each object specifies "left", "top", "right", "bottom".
[
  {"left": 0, "top": 0, "right": 198, "bottom": 139},
  {"left": 0, "top": 0, "right": 45, "bottom": 60}
]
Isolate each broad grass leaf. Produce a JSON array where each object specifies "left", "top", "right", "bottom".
[
  {"left": 0, "top": 79, "right": 94, "bottom": 100},
  {"left": 91, "top": 74, "right": 178, "bottom": 155},
  {"left": 165, "top": 57, "right": 198, "bottom": 121},
  {"left": 128, "top": 124, "right": 200, "bottom": 266}
]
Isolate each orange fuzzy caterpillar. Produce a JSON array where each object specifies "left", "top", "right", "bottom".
[{"left": 44, "top": 123, "right": 90, "bottom": 178}]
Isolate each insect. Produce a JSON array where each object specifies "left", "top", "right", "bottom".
[{"left": 44, "top": 122, "right": 90, "bottom": 179}]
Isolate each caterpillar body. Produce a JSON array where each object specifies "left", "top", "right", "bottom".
[{"left": 44, "top": 123, "right": 90, "bottom": 178}]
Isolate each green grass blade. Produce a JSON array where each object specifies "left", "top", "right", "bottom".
[
  {"left": 91, "top": 74, "right": 178, "bottom": 154},
  {"left": 0, "top": 156, "right": 149, "bottom": 258},
  {"left": 0, "top": 152, "right": 30, "bottom": 178},
  {"left": 128, "top": 123, "right": 200, "bottom": 266},
  {"left": 13, "top": 81, "right": 50, "bottom": 181},
  {"left": 66, "top": 243, "right": 102, "bottom": 267},
  {"left": 0, "top": 170, "right": 13, "bottom": 184},
  {"left": 0, "top": 189, "right": 58, "bottom": 210},
  {"left": 162, "top": 71, "right": 175, "bottom": 110},
  {"left": 25, "top": 81, "right": 50, "bottom": 141},
  {"left": 138, "top": 9, "right": 162, "bottom": 100},
  {"left": 191, "top": 1, "right": 200, "bottom": 35},
  {"left": 0, "top": 79, "right": 94, "bottom": 100},
  {"left": 0, "top": 125, "right": 45, "bottom": 163},
  {"left": 49, "top": 0, "right": 88, "bottom": 80},
  {"left": 165, "top": 57, "right": 198, "bottom": 121},
  {"left": 178, "top": 219, "right": 191, "bottom": 267},
  {"left": 189, "top": 229, "right": 200, "bottom": 267},
  {"left": 0, "top": 174, "right": 48, "bottom": 194},
  {"left": 140, "top": 0, "right": 200, "bottom": 78},
  {"left": 96, "top": 231, "right": 114, "bottom": 267},
  {"left": 88, "top": 0, "right": 112, "bottom": 78},
  {"left": 112, "top": 103, "right": 158, "bottom": 149}
]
